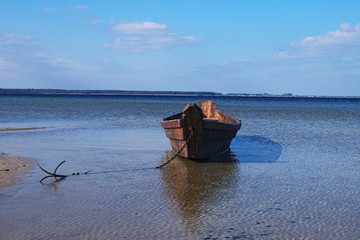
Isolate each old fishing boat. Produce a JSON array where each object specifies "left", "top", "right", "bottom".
[{"left": 161, "top": 100, "right": 241, "bottom": 159}]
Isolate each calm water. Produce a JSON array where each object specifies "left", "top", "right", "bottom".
[{"left": 0, "top": 95, "right": 359, "bottom": 239}]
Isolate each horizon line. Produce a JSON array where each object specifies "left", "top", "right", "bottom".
[{"left": 0, "top": 88, "right": 359, "bottom": 99}]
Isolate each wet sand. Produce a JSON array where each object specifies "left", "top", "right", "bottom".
[{"left": 0, "top": 153, "right": 33, "bottom": 192}]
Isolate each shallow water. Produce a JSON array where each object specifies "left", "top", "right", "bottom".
[{"left": 0, "top": 95, "right": 359, "bottom": 239}]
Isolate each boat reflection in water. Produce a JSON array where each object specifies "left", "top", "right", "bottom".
[{"left": 160, "top": 150, "right": 240, "bottom": 232}]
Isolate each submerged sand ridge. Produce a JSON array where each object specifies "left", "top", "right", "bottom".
[
  {"left": 0, "top": 153, "right": 33, "bottom": 191},
  {"left": 0, "top": 127, "right": 52, "bottom": 131},
  {"left": 0, "top": 124, "right": 77, "bottom": 132}
]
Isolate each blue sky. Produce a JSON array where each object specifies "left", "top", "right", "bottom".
[{"left": 1, "top": 1, "right": 360, "bottom": 96}]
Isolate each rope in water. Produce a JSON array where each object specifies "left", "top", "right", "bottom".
[
  {"left": 37, "top": 128, "right": 194, "bottom": 182},
  {"left": 156, "top": 128, "right": 193, "bottom": 169}
]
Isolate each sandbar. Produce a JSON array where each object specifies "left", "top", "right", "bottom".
[
  {"left": 0, "top": 127, "right": 52, "bottom": 131},
  {"left": 0, "top": 153, "right": 33, "bottom": 192}
]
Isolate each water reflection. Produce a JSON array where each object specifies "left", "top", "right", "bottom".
[
  {"left": 41, "top": 180, "right": 61, "bottom": 193},
  {"left": 160, "top": 135, "right": 281, "bottom": 233},
  {"left": 161, "top": 151, "right": 239, "bottom": 232},
  {"left": 231, "top": 135, "right": 282, "bottom": 163}
]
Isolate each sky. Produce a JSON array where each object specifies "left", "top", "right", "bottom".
[{"left": 1, "top": 1, "right": 360, "bottom": 96}]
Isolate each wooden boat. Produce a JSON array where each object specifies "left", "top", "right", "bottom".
[{"left": 160, "top": 100, "right": 241, "bottom": 159}]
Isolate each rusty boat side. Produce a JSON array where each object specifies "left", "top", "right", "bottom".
[{"left": 160, "top": 100, "right": 241, "bottom": 159}]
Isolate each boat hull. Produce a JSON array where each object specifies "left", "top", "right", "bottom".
[{"left": 161, "top": 101, "right": 241, "bottom": 159}]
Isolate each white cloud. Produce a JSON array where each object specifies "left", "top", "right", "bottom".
[
  {"left": 80, "top": 16, "right": 103, "bottom": 25},
  {"left": 0, "top": 30, "right": 141, "bottom": 90},
  {"left": 105, "top": 34, "right": 200, "bottom": 53},
  {"left": 279, "top": 23, "right": 360, "bottom": 60},
  {"left": 0, "top": 31, "right": 32, "bottom": 45},
  {"left": 0, "top": 31, "right": 39, "bottom": 60},
  {"left": 297, "top": 23, "right": 360, "bottom": 46},
  {"left": 0, "top": 57, "right": 33, "bottom": 75},
  {"left": 50, "top": 57, "right": 98, "bottom": 72},
  {"left": 70, "top": 5, "right": 89, "bottom": 10},
  {"left": 111, "top": 21, "right": 167, "bottom": 34},
  {"left": 105, "top": 21, "right": 202, "bottom": 53},
  {"left": 90, "top": 18, "right": 102, "bottom": 25},
  {"left": 43, "top": 7, "right": 54, "bottom": 13},
  {"left": 108, "top": 19, "right": 116, "bottom": 24},
  {"left": 194, "top": 23, "right": 360, "bottom": 95},
  {"left": 0, "top": 30, "right": 103, "bottom": 88}
]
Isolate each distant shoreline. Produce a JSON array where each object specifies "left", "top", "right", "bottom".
[{"left": 0, "top": 88, "right": 359, "bottom": 99}]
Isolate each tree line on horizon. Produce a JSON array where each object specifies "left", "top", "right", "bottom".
[{"left": 0, "top": 88, "right": 222, "bottom": 96}]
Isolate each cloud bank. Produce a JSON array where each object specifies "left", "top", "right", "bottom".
[
  {"left": 0, "top": 31, "right": 101, "bottom": 88},
  {"left": 111, "top": 22, "right": 167, "bottom": 34},
  {"left": 1, "top": 22, "right": 359, "bottom": 95},
  {"left": 197, "top": 23, "right": 360, "bottom": 95},
  {"left": 278, "top": 22, "right": 360, "bottom": 60},
  {"left": 105, "top": 21, "right": 202, "bottom": 53}
]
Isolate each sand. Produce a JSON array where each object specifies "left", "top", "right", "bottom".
[{"left": 0, "top": 153, "right": 33, "bottom": 193}]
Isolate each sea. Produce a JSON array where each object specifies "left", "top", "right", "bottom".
[{"left": 0, "top": 95, "right": 359, "bottom": 240}]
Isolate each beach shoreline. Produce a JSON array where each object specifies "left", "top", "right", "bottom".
[{"left": 0, "top": 153, "right": 33, "bottom": 192}]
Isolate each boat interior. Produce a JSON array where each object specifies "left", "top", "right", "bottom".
[{"left": 163, "top": 100, "right": 239, "bottom": 125}]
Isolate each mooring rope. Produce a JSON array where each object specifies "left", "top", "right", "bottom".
[
  {"left": 156, "top": 128, "right": 193, "bottom": 169},
  {"left": 37, "top": 128, "right": 194, "bottom": 183}
]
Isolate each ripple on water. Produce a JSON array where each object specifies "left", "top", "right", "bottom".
[{"left": 1, "top": 96, "right": 360, "bottom": 239}]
